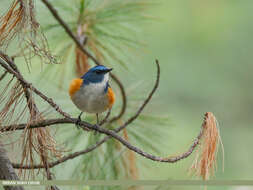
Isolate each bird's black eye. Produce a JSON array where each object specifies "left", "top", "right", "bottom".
[{"left": 95, "top": 70, "right": 103, "bottom": 74}]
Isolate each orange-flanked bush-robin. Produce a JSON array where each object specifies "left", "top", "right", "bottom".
[{"left": 69, "top": 65, "right": 115, "bottom": 126}]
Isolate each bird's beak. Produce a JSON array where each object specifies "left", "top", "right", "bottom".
[{"left": 105, "top": 68, "right": 113, "bottom": 73}]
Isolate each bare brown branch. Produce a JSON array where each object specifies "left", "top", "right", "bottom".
[
  {"left": 0, "top": 60, "right": 204, "bottom": 169},
  {"left": 10, "top": 111, "right": 205, "bottom": 167}
]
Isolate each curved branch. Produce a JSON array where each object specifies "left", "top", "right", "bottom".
[
  {"left": 0, "top": 57, "right": 204, "bottom": 169},
  {"left": 12, "top": 133, "right": 107, "bottom": 169},
  {"left": 7, "top": 60, "right": 159, "bottom": 168},
  {"left": 10, "top": 113, "right": 206, "bottom": 168},
  {"left": 7, "top": 60, "right": 204, "bottom": 169},
  {"left": 40, "top": 0, "right": 127, "bottom": 122},
  {"left": 114, "top": 60, "right": 160, "bottom": 132}
]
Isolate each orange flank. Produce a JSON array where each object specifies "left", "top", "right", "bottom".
[
  {"left": 107, "top": 87, "right": 115, "bottom": 108},
  {"left": 69, "top": 78, "right": 83, "bottom": 97}
]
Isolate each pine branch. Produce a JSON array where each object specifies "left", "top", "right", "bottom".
[{"left": 0, "top": 58, "right": 204, "bottom": 169}]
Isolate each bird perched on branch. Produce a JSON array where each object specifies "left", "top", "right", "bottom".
[{"left": 69, "top": 65, "right": 115, "bottom": 127}]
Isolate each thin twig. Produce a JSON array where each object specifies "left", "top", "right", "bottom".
[
  {"left": 40, "top": 0, "right": 127, "bottom": 122},
  {"left": 114, "top": 59, "right": 160, "bottom": 132}
]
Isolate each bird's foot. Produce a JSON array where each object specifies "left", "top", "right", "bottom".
[
  {"left": 75, "top": 112, "right": 90, "bottom": 131},
  {"left": 75, "top": 115, "right": 82, "bottom": 130},
  {"left": 93, "top": 128, "right": 98, "bottom": 135},
  {"left": 93, "top": 113, "right": 99, "bottom": 135},
  {"left": 93, "top": 124, "right": 99, "bottom": 135}
]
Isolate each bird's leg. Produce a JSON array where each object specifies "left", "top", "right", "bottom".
[
  {"left": 75, "top": 112, "right": 83, "bottom": 129},
  {"left": 96, "top": 113, "right": 99, "bottom": 124},
  {"left": 94, "top": 113, "right": 99, "bottom": 135}
]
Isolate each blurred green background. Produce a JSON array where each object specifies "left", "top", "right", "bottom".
[
  {"left": 140, "top": 0, "right": 253, "bottom": 181},
  {"left": 1, "top": 0, "right": 253, "bottom": 190},
  {"left": 136, "top": 0, "right": 253, "bottom": 189}
]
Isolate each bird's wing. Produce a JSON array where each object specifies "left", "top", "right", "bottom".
[{"left": 69, "top": 78, "right": 83, "bottom": 97}]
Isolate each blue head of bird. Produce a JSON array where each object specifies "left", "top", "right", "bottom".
[{"left": 81, "top": 65, "right": 113, "bottom": 85}]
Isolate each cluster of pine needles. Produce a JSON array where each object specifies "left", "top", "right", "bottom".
[{"left": 190, "top": 112, "right": 224, "bottom": 180}]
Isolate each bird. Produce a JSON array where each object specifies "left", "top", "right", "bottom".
[{"left": 69, "top": 65, "right": 115, "bottom": 129}]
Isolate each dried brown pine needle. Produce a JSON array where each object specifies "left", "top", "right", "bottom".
[
  {"left": 0, "top": 80, "right": 26, "bottom": 128},
  {"left": 19, "top": 93, "right": 63, "bottom": 178},
  {"left": 0, "top": 0, "right": 25, "bottom": 49},
  {"left": 115, "top": 128, "right": 139, "bottom": 180},
  {"left": 75, "top": 46, "right": 89, "bottom": 77},
  {"left": 122, "top": 129, "right": 139, "bottom": 190},
  {"left": 20, "top": 122, "right": 63, "bottom": 179},
  {"left": 0, "top": 0, "right": 59, "bottom": 65},
  {"left": 128, "top": 148, "right": 139, "bottom": 180},
  {"left": 75, "top": 25, "right": 90, "bottom": 77},
  {"left": 123, "top": 128, "right": 139, "bottom": 180},
  {"left": 190, "top": 112, "right": 224, "bottom": 180}
]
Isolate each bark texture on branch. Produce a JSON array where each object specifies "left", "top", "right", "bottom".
[{"left": 0, "top": 144, "right": 24, "bottom": 190}]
